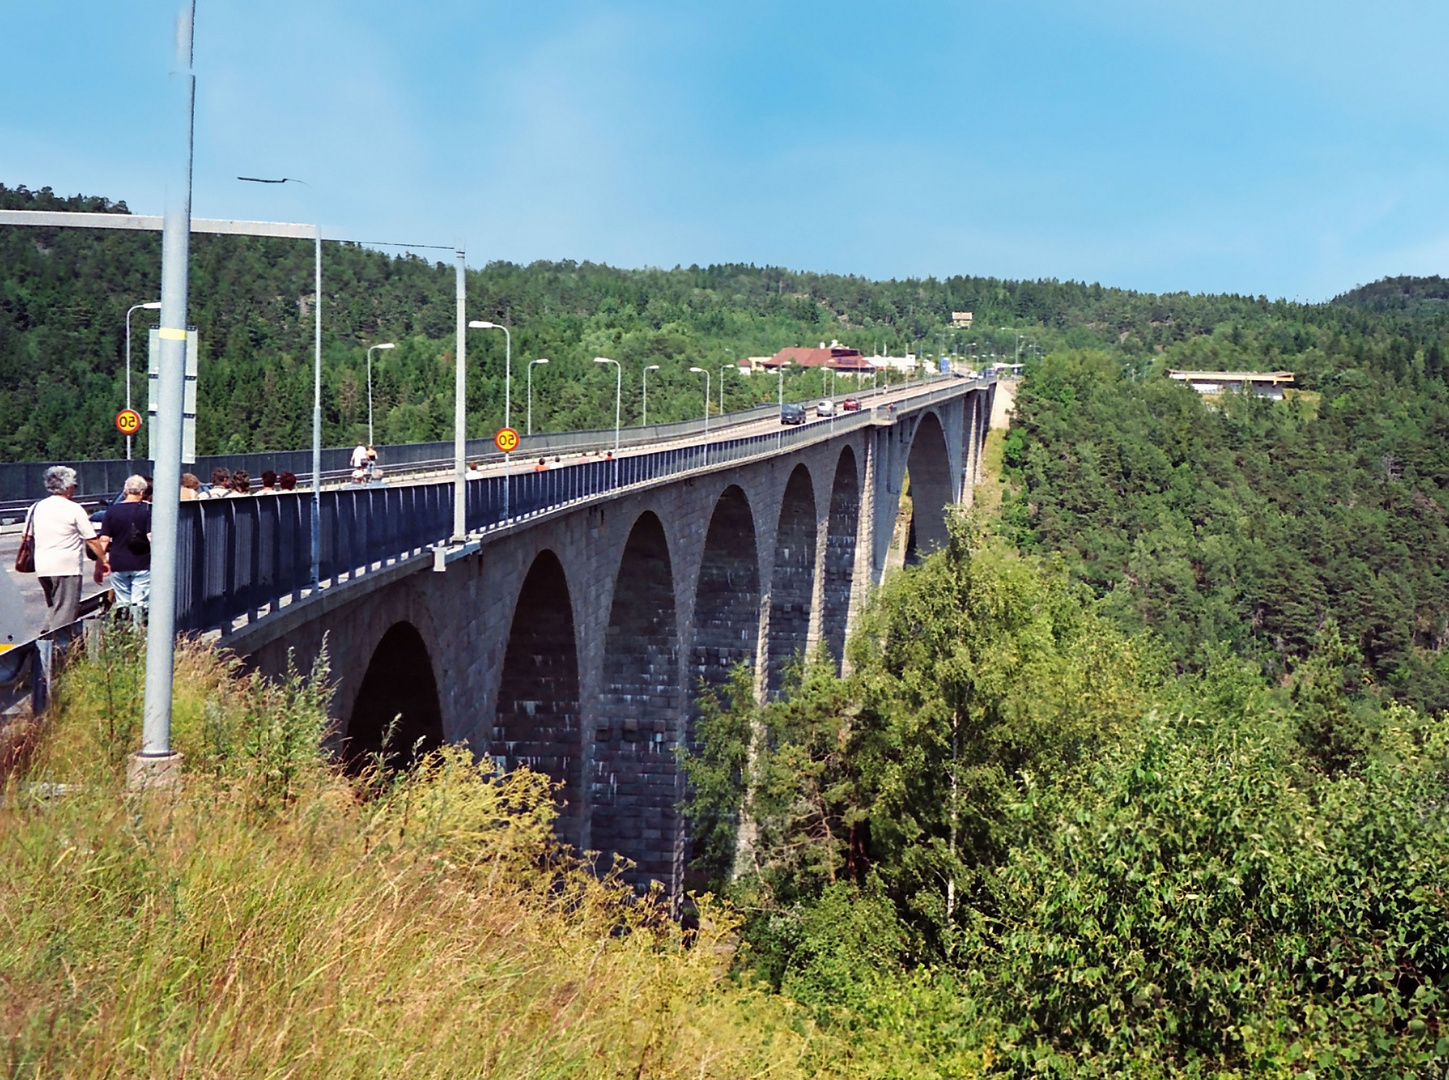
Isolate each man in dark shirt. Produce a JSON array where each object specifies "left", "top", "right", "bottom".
[{"left": 99, "top": 474, "right": 152, "bottom": 612}]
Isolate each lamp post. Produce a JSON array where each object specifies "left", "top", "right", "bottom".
[
  {"left": 689, "top": 366, "right": 710, "bottom": 436},
  {"left": 124, "top": 301, "right": 161, "bottom": 460},
  {"left": 139, "top": 0, "right": 195, "bottom": 772},
  {"left": 775, "top": 361, "right": 790, "bottom": 449},
  {"left": 526, "top": 357, "right": 548, "bottom": 435},
  {"left": 238, "top": 174, "right": 322, "bottom": 586},
  {"left": 691, "top": 366, "right": 711, "bottom": 467},
  {"left": 718, "top": 364, "right": 729, "bottom": 417},
  {"left": 468, "top": 320, "right": 511, "bottom": 431},
  {"left": 593, "top": 359, "right": 622, "bottom": 485},
  {"left": 453, "top": 247, "right": 467, "bottom": 540},
  {"left": 365, "top": 342, "right": 394, "bottom": 446},
  {"left": 641, "top": 363, "right": 659, "bottom": 426}
]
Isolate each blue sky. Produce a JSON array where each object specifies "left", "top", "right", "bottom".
[{"left": 4, "top": 0, "right": 1449, "bottom": 300}]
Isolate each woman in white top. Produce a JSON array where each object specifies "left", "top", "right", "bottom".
[{"left": 31, "top": 465, "right": 106, "bottom": 634}]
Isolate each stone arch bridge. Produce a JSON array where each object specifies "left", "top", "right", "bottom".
[{"left": 228, "top": 380, "right": 995, "bottom": 893}]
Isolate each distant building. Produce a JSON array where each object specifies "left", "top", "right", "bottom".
[
  {"left": 1168, "top": 370, "right": 1295, "bottom": 399},
  {"left": 757, "top": 340, "right": 875, "bottom": 373},
  {"left": 950, "top": 311, "right": 973, "bottom": 328}
]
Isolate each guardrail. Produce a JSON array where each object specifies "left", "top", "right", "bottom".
[
  {"left": 0, "top": 376, "right": 956, "bottom": 513},
  {"left": 180, "top": 377, "right": 989, "bottom": 635}
]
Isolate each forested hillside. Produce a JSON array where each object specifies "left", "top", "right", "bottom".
[
  {"left": 1002, "top": 328, "right": 1449, "bottom": 712},
  {"left": 5, "top": 179, "right": 1425, "bottom": 462},
  {"left": 675, "top": 254, "right": 1449, "bottom": 1076}
]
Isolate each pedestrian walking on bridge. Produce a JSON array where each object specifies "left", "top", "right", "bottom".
[
  {"left": 98, "top": 474, "right": 152, "bottom": 613},
  {"left": 29, "top": 466, "right": 105, "bottom": 634}
]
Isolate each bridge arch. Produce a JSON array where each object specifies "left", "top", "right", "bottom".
[
  {"left": 905, "top": 410, "right": 953, "bottom": 561},
  {"left": 594, "top": 510, "right": 681, "bottom": 889},
  {"left": 820, "top": 445, "right": 860, "bottom": 670},
  {"left": 767, "top": 463, "right": 818, "bottom": 696},
  {"left": 493, "top": 550, "right": 581, "bottom": 819},
  {"left": 345, "top": 620, "right": 445, "bottom": 771},
  {"left": 690, "top": 485, "right": 761, "bottom": 701}
]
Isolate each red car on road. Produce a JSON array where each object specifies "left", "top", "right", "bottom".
[{"left": 841, "top": 397, "right": 862, "bottom": 412}]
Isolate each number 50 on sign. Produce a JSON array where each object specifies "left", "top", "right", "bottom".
[
  {"left": 115, "top": 409, "right": 142, "bottom": 435},
  {"left": 494, "top": 427, "right": 519, "bottom": 453}
]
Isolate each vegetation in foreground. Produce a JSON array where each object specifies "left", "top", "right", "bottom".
[
  {"left": 0, "top": 632, "right": 971, "bottom": 1079},
  {"left": 687, "top": 517, "right": 1449, "bottom": 1078}
]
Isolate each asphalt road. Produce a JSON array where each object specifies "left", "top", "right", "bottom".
[
  {"left": 0, "top": 529, "right": 107, "bottom": 644},
  {"left": 375, "top": 379, "right": 932, "bottom": 487}
]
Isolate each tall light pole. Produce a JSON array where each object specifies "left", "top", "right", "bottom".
[
  {"left": 593, "top": 357, "right": 621, "bottom": 455},
  {"left": 468, "top": 320, "right": 511, "bottom": 430},
  {"left": 691, "top": 366, "right": 711, "bottom": 466},
  {"left": 718, "top": 363, "right": 729, "bottom": 417},
  {"left": 139, "top": 0, "right": 196, "bottom": 776},
  {"left": 689, "top": 366, "right": 710, "bottom": 436},
  {"left": 1000, "top": 328, "right": 1023, "bottom": 367},
  {"left": 775, "top": 361, "right": 790, "bottom": 449},
  {"left": 453, "top": 247, "right": 467, "bottom": 540},
  {"left": 124, "top": 301, "right": 161, "bottom": 460},
  {"left": 237, "top": 174, "right": 322, "bottom": 586},
  {"left": 641, "top": 363, "right": 659, "bottom": 426},
  {"left": 526, "top": 357, "right": 548, "bottom": 435},
  {"left": 365, "top": 342, "right": 394, "bottom": 446}
]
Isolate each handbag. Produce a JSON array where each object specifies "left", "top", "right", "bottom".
[{"left": 14, "top": 504, "right": 35, "bottom": 574}]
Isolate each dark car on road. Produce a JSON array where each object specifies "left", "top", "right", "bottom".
[
  {"left": 841, "top": 396, "right": 862, "bottom": 411},
  {"left": 780, "top": 402, "right": 807, "bottom": 425}
]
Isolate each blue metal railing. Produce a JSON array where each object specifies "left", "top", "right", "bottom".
[
  {"left": 0, "top": 379, "right": 962, "bottom": 512},
  {"left": 174, "top": 378, "right": 987, "bottom": 634}
]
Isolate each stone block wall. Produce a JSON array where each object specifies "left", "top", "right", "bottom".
[{"left": 233, "top": 390, "right": 987, "bottom": 897}]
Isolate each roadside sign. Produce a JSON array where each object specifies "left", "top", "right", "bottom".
[
  {"left": 494, "top": 427, "right": 519, "bottom": 453},
  {"left": 115, "top": 409, "right": 142, "bottom": 435},
  {"left": 147, "top": 326, "right": 199, "bottom": 463}
]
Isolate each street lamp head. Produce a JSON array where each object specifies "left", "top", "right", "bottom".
[
  {"left": 467, "top": 320, "right": 494, "bottom": 329},
  {"left": 533, "top": 357, "right": 549, "bottom": 365},
  {"left": 645, "top": 364, "right": 660, "bottom": 372},
  {"left": 593, "top": 357, "right": 615, "bottom": 365},
  {"left": 141, "top": 301, "right": 163, "bottom": 310},
  {"left": 689, "top": 366, "right": 705, "bottom": 374},
  {"left": 375, "top": 342, "right": 395, "bottom": 350}
]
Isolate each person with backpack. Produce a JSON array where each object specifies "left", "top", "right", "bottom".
[{"left": 98, "top": 474, "right": 152, "bottom": 612}]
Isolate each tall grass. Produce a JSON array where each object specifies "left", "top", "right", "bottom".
[{"left": 0, "top": 627, "right": 959, "bottom": 1079}]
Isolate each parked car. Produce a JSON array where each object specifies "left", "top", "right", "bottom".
[
  {"left": 780, "top": 402, "right": 807, "bottom": 425},
  {"left": 841, "top": 396, "right": 862, "bottom": 412},
  {"left": 816, "top": 398, "right": 837, "bottom": 418}
]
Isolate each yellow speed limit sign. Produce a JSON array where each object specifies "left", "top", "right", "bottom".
[
  {"left": 494, "top": 427, "right": 519, "bottom": 453},
  {"left": 115, "top": 409, "right": 142, "bottom": 436}
]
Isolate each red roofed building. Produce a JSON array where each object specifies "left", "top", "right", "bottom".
[{"left": 757, "top": 340, "right": 874, "bottom": 373}]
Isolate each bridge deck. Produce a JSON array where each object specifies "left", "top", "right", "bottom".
[{"left": 187, "top": 377, "right": 988, "bottom": 641}]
